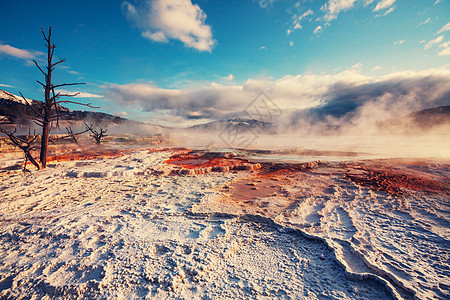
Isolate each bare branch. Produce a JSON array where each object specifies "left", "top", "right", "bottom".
[
  {"left": 41, "top": 27, "right": 49, "bottom": 42},
  {"left": 33, "top": 60, "right": 47, "bottom": 78},
  {"left": 19, "top": 92, "right": 43, "bottom": 119},
  {"left": 18, "top": 92, "right": 33, "bottom": 106},
  {"left": 56, "top": 100, "right": 100, "bottom": 108},
  {"left": 36, "top": 80, "right": 46, "bottom": 88},
  {"left": 51, "top": 59, "right": 66, "bottom": 68},
  {"left": 33, "top": 120, "right": 44, "bottom": 127},
  {"left": 55, "top": 93, "right": 79, "bottom": 98},
  {"left": 53, "top": 82, "right": 86, "bottom": 88},
  {"left": 50, "top": 88, "right": 60, "bottom": 130},
  {"left": 49, "top": 93, "right": 61, "bottom": 102}
]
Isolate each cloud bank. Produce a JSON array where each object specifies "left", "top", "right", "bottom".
[
  {"left": 122, "top": 0, "right": 214, "bottom": 51},
  {"left": 105, "top": 66, "right": 450, "bottom": 133}
]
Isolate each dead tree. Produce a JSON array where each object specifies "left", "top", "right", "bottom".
[
  {"left": 21, "top": 27, "right": 97, "bottom": 169},
  {"left": 84, "top": 122, "right": 108, "bottom": 145},
  {"left": 47, "top": 127, "right": 89, "bottom": 145},
  {"left": 0, "top": 127, "right": 40, "bottom": 172},
  {"left": 65, "top": 127, "right": 81, "bottom": 144}
]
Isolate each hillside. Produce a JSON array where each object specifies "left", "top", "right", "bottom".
[
  {"left": 0, "top": 90, "right": 135, "bottom": 127},
  {"left": 378, "top": 105, "right": 450, "bottom": 135},
  {"left": 408, "top": 105, "right": 450, "bottom": 126}
]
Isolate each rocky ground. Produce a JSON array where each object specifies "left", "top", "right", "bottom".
[{"left": 0, "top": 148, "right": 448, "bottom": 299}]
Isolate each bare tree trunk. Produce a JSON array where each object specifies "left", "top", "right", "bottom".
[
  {"left": 40, "top": 120, "right": 49, "bottom": 168},
  {"left": 39, "top": 27, "right": 54, "bottom": 169}
]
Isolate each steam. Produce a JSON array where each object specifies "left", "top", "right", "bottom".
[
  {"left": 289, "top": 70, "right": 450, "bottom": 135},
  {"left": 105, "top": 65, "right": 448, "bottom": 158}
]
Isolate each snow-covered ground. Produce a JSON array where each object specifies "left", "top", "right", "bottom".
[{"left": 0, "top": 149, "right": 448, "bottom": 299}]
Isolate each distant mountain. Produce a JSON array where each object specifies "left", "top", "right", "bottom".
[
  {"left": 63, "top": 110, "right": 129, "bottom": 125},
  {"left": 376, "top": 105, "right": 450, "bottom": 135},
  {"left": 408, "top": 106, "right": 450, "bottom": 127},
  {"left": 188, "top": 118, "right": 275, "bottom": 133},
  {"left": 0, "top": 90, "right": 31, "bottom": 105}
]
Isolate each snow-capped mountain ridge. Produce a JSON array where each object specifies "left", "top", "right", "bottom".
[{"left": 0, "top": 90, "right": 30, "bottom": 105}]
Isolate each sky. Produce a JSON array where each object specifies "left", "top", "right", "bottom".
[{"left": 0, "top": 0, "right": 449, "bottom": 127}]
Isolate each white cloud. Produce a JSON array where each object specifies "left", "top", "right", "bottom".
[
  {"left": 314, "top": 25, "right": 323, "bottom": 35},
  {"left": 142, "top": 31, "right": 168, "bottom": 42},
  {"left": 288, "top": 9, "right": 313, "bottom": 35},
  {"left": 321, "top": 0, "right": 358, "bottom": 21},
  {"left": 434, "top": 0, "right": 441, "bottom": 5},
  {"left": 299, "top": 9, "right": 314, "bottom": 21},
  {"left": 437, "top": 22, "right": 450, "bottom": 34},
  {"left": 351, "top": 62, "right": 363, "bottom": 70},
  {"left": 419, "top": 18, "right": 431, "bottom": 26},
  {"left": 375, "top": 5, "right": 395, "bottom": 17},
  {"left": 438, "top": 48, "right": 450, "bottom": 56},
  {"left": 438, "top": 41, "right": 450, "bottom": 56},
  {"left": 0, "top": 84, "right": 13, "bottom": 88},
  {"left": 373, "top": 0, "right": 396, "bottom": 12},
  {"left": 68, "top": 70, "right": 81, "bottom": 75},
  {"left": 289, "top": 41, "right": 294, "bottom": 46},
  {"left": 222, "top": 74, "right": 234, "bottom": 81},
  {"left": 0, "top": 44, "right": 40, "bottom": 60},
  {"left": 394, "top": 39, "right": 405, "bottom": 45},
  {"left": 319, "top": 0, "right": 396, "bottom": 23},
  {"left": 424, "top": 35, "right": 444, "bottom": 49},
  {"left": 122, "top": 0, "right": 215, "bottom": 52},
  {"left": 106, "top": 82, "right": 245, "bottom": 120},
  {"left": 115, "top": 111, "right": 128, "bottom": 117},
  {"left": 75, "top": 92, "right": 104, "bottom": 98},
  {"left": 363, "top": 0, "right": 375, "bottom": 7},
  {"left": 259, "top": 46, "right": 267, "bottom": 51},
  {"left": 257, "top": 0, "right": 277, "bottom": 8}
]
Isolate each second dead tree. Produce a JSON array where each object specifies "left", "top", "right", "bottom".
[
  {"left": 84, "top": 122, "right": 108, "bottom": 145},
  {"left": 0, "top": 126, "right": 40, "bottom": 172},
  {"left": 65, "top": 127, "right": 84, "bottom": 144}
]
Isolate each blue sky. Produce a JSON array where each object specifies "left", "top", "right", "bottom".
[{"left": 0, "top": 0, "right": 449, "bottom": 126}]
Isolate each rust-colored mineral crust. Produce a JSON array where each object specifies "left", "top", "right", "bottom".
[
  {"left": 164, "top": 151, "right": 261, "bottom": 175},
  {"left": 344, "top": 163, "right": 449, "bottom": 196}
]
